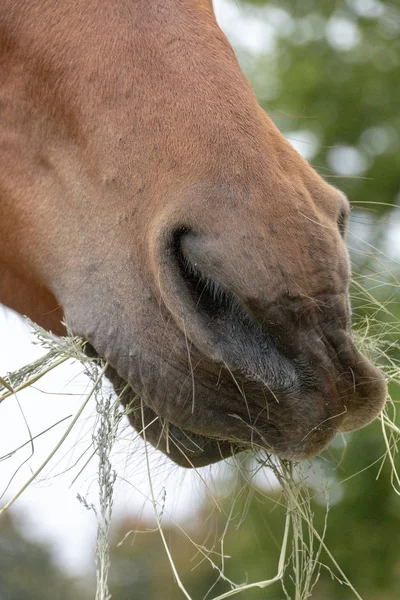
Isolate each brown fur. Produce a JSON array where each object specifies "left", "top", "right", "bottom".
[{"left": 0, "top": 0, "right": 386, "bottom": 466}]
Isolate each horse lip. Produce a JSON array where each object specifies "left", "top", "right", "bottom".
[
  {"left": 82, "top": 329, "right": 387, "bottom": 468},
  {"left": 88, "top": 349, "right": 333, "bottom": 465}
]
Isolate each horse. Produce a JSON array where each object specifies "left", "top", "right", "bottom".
[{"left": 0, "top": 0, "right": 387, "bottom": 468}]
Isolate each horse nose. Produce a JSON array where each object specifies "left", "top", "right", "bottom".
[
  {"left": 156, "top": 226, "right": 299, "bottom": 390},
  {"left": 166, "top": 227, "right": 387, "bottom": 414}
]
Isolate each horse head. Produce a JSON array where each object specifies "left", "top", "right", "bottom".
[{"left": 0, "top": 0, "right": 386, "bottom": 467}]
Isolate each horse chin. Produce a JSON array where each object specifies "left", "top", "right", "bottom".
[
  {"left": 129, "top": 406, "right": 240, "bottom": 469},
  {"left": 104, "top": 366, "right": 239, "bottom": 468}
]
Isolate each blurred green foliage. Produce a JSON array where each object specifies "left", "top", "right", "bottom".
[
  {"left": 244, "top": 0, "right": 400, "bottom": 221},
  {"left": 0, "top": 512, "right": 89, "bottom": 600}
]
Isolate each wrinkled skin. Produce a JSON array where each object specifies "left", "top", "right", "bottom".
[{"left": 0, "top": 0, "right": 387, "bottom": 467}]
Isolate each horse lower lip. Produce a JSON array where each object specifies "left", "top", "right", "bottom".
[{"left": 99, "top": 364, "right": 239, "bottom": 467}]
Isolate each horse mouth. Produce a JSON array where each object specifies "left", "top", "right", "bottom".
[
  {"left": 83, "top": 295, "right": 387, "bottom": 469},
  {"left": 90, "top": 356, "right": 342, "bottom": 469}
]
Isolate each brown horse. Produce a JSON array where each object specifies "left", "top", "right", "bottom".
[{"left": 0, "top": 0, "right": 386, "bottom": 467}]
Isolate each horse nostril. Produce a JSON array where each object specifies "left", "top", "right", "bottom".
[
  {"left": 166, "top": 226, "right": 299, "bottom": 395},
  {"left": 171, "top": 227, "right": 239, "bottom": 321}
]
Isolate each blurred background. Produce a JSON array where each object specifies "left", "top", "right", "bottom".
[{"left": 1, "top": 0, "right": 399, "bottom": 598}]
